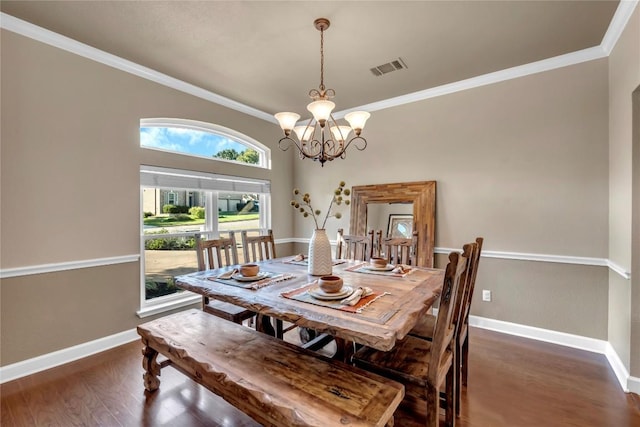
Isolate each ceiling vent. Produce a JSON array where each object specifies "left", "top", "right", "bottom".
[{"left": 370, "top": 58, "right": 408, "bottom": 77}]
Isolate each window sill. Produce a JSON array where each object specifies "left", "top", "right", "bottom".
[{"left": 136, "top": 294, "right": 201, "bottom": 318}]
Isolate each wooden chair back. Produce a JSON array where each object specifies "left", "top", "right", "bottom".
[
  {"left": 460, "top": 237, "right": 483, "bottom": 327},
  {"left": 427, "top": 246, "right": 472, "bottom": 384},
  {"left": 379, "top": 231, "right": 418, "bottom": 265},
  {"left": 241, "top": 229, "right": 277, "bottom": 262},
  {"left": 336, "top": 228, "right": 375, "bottom": 261},
  {"left": 195, "top": 232, "right": 239, "bottom": 271}
]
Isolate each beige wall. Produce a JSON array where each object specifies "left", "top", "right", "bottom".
[
  {"left": 293, "top": 59, "right": 610, "bottom": 339},
  {"left": 0, "top": 30, "right": 294, "bottom": 364},
  {"left": 608, "top": 6, "right": 640, "bottom": 376},
  {"left": 0, "top": 12, "right": 631, "bottom": 368}
]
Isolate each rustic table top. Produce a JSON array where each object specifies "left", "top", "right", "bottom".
[{"left": 175, "top": 258, "right": 444, "bottom": 351}]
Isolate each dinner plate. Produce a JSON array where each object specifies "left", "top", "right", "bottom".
[
  {"left": 308, "top": 285, "right": 353, "bottom": 300},
  {"left": 231, "top": 272, "right": 269, "bottom": 282},
  {"left": 363, "top": 264, "right": 395, "bottom": 271}
]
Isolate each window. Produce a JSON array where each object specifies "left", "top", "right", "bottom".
[
  {"left": 140, "top": 118, "right": 270, "bottom": 168},
  {"left": 138, "top": 117, "right": 272, "bottom": 316},
  {"left": 140, "top": 166, "right": 271, "bottom": 312}
]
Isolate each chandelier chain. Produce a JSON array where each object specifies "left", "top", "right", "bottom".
[
  {"left": 274, "top": 17, "right": 370, "bottom": 166},
  {"left": 319, "top": 26, "right": 325, "bottom": 92}
]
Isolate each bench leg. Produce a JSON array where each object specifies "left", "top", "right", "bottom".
[{"left": 142, "top": 343, "right": 161, "bottom": 392}]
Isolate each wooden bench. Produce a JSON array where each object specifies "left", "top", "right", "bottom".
[{"left": 137, "top": 309, "right": 404, "bottom": 427}]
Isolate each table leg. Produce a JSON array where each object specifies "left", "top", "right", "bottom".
[
  {"left": 256, "top": 314, "right": 276, "bottom": 337},
  {"left": 333, "top": 337, "right": 355, "bottom": 364}
]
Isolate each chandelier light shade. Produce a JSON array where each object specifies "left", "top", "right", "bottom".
[{"left": 275, "top": 18, "right": 370, "bottom": 167}]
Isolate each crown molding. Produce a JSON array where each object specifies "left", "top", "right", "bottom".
[
  {"left": 2, "top": 2, "right": 636, "bottom": 120},
  {"left": 348, "top": 46, "right": 606, "bottom": 115},
  {"left": 0, "top": 13, "right": 276, "bottom": 124},
  {"left": 601, "top": 0, "right": 639, "bottom": 55}
]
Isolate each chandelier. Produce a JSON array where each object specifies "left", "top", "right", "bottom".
[{"left": 274, "top": 18, "right": 371, "bottom": 167}]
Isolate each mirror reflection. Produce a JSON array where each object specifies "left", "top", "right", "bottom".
[{"left": 366, "top": 203, "right": 413, "bottom": 238}]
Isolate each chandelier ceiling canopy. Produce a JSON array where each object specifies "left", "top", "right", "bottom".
[{"left": 274, "top": 18, "right": 371, "bottom": 167}]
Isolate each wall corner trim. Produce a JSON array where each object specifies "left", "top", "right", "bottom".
[{"left": 606, "top": 259, "right": 631, "bottom": 279}]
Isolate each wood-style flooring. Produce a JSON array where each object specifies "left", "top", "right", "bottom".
[{"left": 2, "top": 326, "right": 639, "bottom": 426}]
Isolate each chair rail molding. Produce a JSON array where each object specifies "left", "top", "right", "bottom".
[
  {"left": 435, "top": 247, "right": 630, "bottom": 280},
  {"left": 0, "top": 254, "right": 140, "bottom": 279}
]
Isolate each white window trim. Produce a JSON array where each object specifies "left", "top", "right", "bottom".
[{"left": 140, "top": 118, "right": 271, "bottom": 169}]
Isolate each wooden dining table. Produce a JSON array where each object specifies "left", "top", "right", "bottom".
[{"left": 174, "top": 257, "right": 444, "bottom": 357}]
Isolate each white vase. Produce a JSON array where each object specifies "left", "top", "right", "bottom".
[{"left": 308, "top": 229, "right": 332, "bottom": 276}]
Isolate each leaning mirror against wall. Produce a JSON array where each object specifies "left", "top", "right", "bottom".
[{"left": 349, "top": 181, "right": 436, "bottom": 267}]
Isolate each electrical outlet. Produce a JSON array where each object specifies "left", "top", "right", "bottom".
[{"left": 482, "top": 290, "right": 492, "bottom": 302}]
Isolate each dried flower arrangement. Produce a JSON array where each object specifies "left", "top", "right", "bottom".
[{"left": 290, "top": 181, "right": 351, "bottom": 229}]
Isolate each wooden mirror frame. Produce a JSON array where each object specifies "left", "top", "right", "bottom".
[{"left": 349, "top": 181, "right": 436, "bottom": 267}]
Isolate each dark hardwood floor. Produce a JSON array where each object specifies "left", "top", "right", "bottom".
[{"left": 2, "top": 326, "right": 639, "bottom": 426}]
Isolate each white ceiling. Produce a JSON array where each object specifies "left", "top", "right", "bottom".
[{"left": 1, "top": 1, "right": 619, "bottom": 119}]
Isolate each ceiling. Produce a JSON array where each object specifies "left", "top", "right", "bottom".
[{"left": 1, "top": 1, "right": 619, "bottom": 119}]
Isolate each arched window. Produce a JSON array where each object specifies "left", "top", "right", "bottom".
[{"left": 140, "top": 118, "right": 270, "bottom": 168}]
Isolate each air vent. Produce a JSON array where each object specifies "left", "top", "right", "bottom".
[{"left": 370, "top": 58, "right": 408, "bottom": 77}]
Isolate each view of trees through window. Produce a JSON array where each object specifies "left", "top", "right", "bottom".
[
  {"left": 213, "top": 148, "right": 259, "bottom": 164},
  {"left": 140, "top": 123, "right": 264, "bottom": 166}
]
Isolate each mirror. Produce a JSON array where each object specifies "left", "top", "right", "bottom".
[{"left": 349, "top": 181, "right": 436, "bottom": 267}]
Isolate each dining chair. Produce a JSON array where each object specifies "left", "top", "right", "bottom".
[
  {"left": 336, "top": 228, "right": 375, "bottom": 261},
  {"left": 379, "top": 231, "right": 419, "bottom": 265},
  {"left": 409, "top": 237, "right": 483, "bottom": 418},
  {"left": 240, "top": 229, "right": 276, "bottom": 263},
  {"left": 240, "top": 229, "right": 292, "bottom": 339},
  {"left": 352, "top": 246, "right": 473, "bottom": 427},
  {"left": 195, "top": 232, "right": 256, "bottom": 325}
]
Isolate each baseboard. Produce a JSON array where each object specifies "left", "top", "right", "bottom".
[
  {"left": 0, "top": 329, "right": 139, "bottom": 384},
  {"left": 1, "top": 313, "right": 636, "bottom": 394},
  {"left": 468, "top": 315, "right": 608, "bottom": 353},
  {"left": 468, "top": 314, "right": 636, "bottom": 393},
  {"left": 604, "top": 342, "right": 631, "bottom": 392}
]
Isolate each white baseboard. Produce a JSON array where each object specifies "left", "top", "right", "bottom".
[
  {"left": 0, "top": 329, "right": 139, "bottom": 384},
  {"left": 468, "top": 315, "right": 608, "bottom": 353},
  {"left": 1, "top": 313, "right": 637, "bottom": 395},
  {"left": 469, "top": 314, "right": 636, "bottom": 393},
  {"left": 605, "top": 342, "right": 631, "bottom": 392}
]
